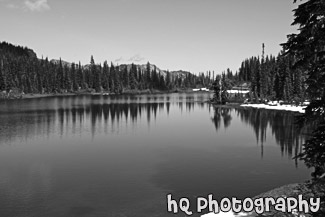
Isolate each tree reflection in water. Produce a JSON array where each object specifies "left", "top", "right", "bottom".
[
  {"left": 0, "top": 95, "right": 309, "bottom": 167},
  {"left": 211, "top": 106, "right": 309, "bottom": 164},
  {"left": 0, "top": 94, "right": 211, "bottom": 146}
]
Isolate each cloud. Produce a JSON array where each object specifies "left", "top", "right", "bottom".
[
  {"left": 24, "top": 0, "right": 50, "bottom": 12},
  {"left": 114, "top": 55, "right": 145, "bottom": 64},
  {"left": 128, "top": 54, "right": 144, "bottom": 62},
  {"left": 6, "top": 3, "right": 18, "bottom": 9},
  {"left": 1, "top": 0, "right": 18, "bottom": 9},
  {"left": 114, "top": 57, "right": 124, "bottom": 63}
]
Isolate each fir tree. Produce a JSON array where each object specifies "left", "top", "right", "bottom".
[
  {"left": 0, "top": 59, "right": 5, "bottom": 91},
  {"left": 212, "top": 75, "right": 222, "bottom": 104},
  {"left": 129, "top": 63, "right": 137, "bottom": 89},
  {"left": 57, "top": 58, "right": 64, "bottom": 92},
  {"left": 102, "top": 61, "right": 109, "bottom": 90},
  {"left": 282, "top": 0, "right": 325, "bottom": 185},
  {"left": 71, "top": 63, "right": 78, "bottom": 91},
  {"left": 77, "top": 61, "right": 84, "bottom": 89}
]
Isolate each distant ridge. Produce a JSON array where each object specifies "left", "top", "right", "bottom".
[
  {"left": 0, "top": 41, "right": 37, "bottom": 59},
  {"left": 49, "top": 59, "right": 192, "bottom": 79},
  {"left": 50, "top": 59, "right": 72, "bottom": 68},
  {"left": 118, "top": 63, "right": 191, "bottom": 78}
]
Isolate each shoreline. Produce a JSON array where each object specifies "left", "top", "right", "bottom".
[
  {"left": 21, "top": 93, "right": 76, "bottom": 99},
  {"left": 1, "top": 89, "right": 212, "bottom": 100},
  {"left": 240, "top": 103, "right": 307, "bottom": 113},
  {"left": 7, "top": 93, "right": 308, "bottom": 115},
  {"left": 209, "top": 101, "right": 308, "bottom": 113},
  {"left": 201, "top": 181, "right": 314, "bottom": 217}
]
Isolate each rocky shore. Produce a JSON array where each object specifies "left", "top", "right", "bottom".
[{"left": 202, "top": 179, "right": 325, "bottom": 217}]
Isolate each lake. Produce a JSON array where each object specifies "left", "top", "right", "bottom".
[{"left": 0, "top": 93, "right": 310, "bottom": 217}]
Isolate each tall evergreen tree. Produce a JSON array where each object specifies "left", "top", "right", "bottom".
[
  {"left": 212, "top": 75, "right": 222, "bottom": 104},
  {"left": 77, "top": 61, "right": 84, "bottom": 89},
  {"left": 129, "top": 63, "right": 137, "bottom": 89},
  {"left": 102, "top": 61, "right": 109, "bottom": 90},
  {"left": 109, "top": 62, "right": 115, "bottom": 92},
  {"left": 71, "top": 63, "right": 78, "bottom": 91},
  {"left": 146, "top": 62, "right": 151, "bottom": 89},
  {"left": 260, "top": 43, "right": 268, "bottom": 100},
  {"left": 0, "top": 59, "right": 5, "bottom": 91},
  {"left": 283, "top": 0, "right": 325, "bottom": 182},
  {"left": 57, "top": 58, "right": 64, "bottom": 92}
]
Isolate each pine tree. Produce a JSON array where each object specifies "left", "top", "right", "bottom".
[
  {"left": 102, "top": 61, "right": 109, "bottom": 90},
  {"left": 152, "top": 65, "right": 159, "bottom": 88},
  {"left": 64, "top": 64, "right": 71, "bottom": 91},
  {"left": 282, "top": 0, "right": 325, "bottom": 183},
  {"left": 113, "top": 66, "right": 122, "bottom": 93},
  {"left": 129, "top": 63, "right": 137, "bottom": 89},
  {"left": 77, "top": 61, "right": 84, "bottom": 89},
  {"left": 57, "top": 58, "right": 64, "bottom": 92},
  {"left": 71, "top": 63, "right": 78, "bottom": 91},
  {"left": 41, "top": 57, "right": 50, "bottom": 93},
  {"left": 159, "top": 73, "right": 166, "bottom": 90},
  {"left": 221, "top": 72, "right": 230, "bottom": 103},
  {"left": 260, "top": 43, "right": 268, "bottom": 100},
  {"left": 165, "top": 70, "right": 171, "bottom": 90},
  {"left": 121, "top": 67, "right": 129, "bottom": 89},
  {"left": 0, "top": 58, "right": 5, "bottom": 91},
  {"left": 90, "top": 55, "right": 100, "bottom": 91},
  {"left": 146, "top": 62, "right": 151, "bottom": 89},
  {"left": 109, "top": 62, "right": 115, "bottom": 92},
  {"left": 36, "top": 61, "right": 43, "bottom": 93},
  {"left": 94, "top": 63, "right": 102, "bottom": 92},
  {"left": 212, "top": 75, "right": 222, "bottom": 104}
]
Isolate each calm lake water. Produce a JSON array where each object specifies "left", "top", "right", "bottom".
[{"left": 0, "top": 93, "right": 310, "bottom": 217}]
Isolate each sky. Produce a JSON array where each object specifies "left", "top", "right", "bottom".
[{"left": 0, "top": 0, "right": 301, "bottom": 74}]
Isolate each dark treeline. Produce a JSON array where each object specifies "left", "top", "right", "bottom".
[
  {"left": 0, "top": 41, "right": 214, "bottom": 97},
  {"left": 238, "top": 47, "right": 306, "bottom": 102},
  {"left": 213, "top": 44, "right": 307, "bottom": 104}
]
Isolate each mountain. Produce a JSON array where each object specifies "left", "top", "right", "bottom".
[
  {"left": 50, "top": 59, "right": 72, "bottom": 68},
  {"left": 49, "top": 59, "right": 192, "bottom": 79},
  {"left": 118, "top": 63, "right": 191, "bottom": 79},
  {"left": 170, "top": 70, "right": 191, "bottom": 77},
  {"left": 119, "top": 63, "right": 166, "bottom": 74}
]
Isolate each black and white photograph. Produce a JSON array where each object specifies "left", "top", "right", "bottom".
[{"left": 0, "top": 0, "right": 324, "bottom": 216}]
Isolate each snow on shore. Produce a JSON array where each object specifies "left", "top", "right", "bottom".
[{"left": 240, "top": 103, "right": 307, "bottom": 113}]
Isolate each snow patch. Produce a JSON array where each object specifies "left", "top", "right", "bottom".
[
  {"left": 240, "top": 103, "right": 306, "bottom": 113},
  {"left": 226, "top": 90, "right": 250, "bottom": 94}
]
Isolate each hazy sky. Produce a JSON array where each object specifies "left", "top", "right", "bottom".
[{"left": 0, "top": 0, "right": 301, "bottom": 74}]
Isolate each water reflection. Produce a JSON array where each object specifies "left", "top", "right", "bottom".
[
  {"left": 211, "top": 106, "right": 307, "bottom": 159},
  {"left": 211, "top": 107, "right": 232, "bottom": 131},
  {"left": 0, "top": 94, "right": 311, "bottom": 217},
  {"left": 1, "top": 95, "right": 307, "bottom": 161},
  {"left": 0, "top": 94, "right": 210, "bottom": 145}
]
